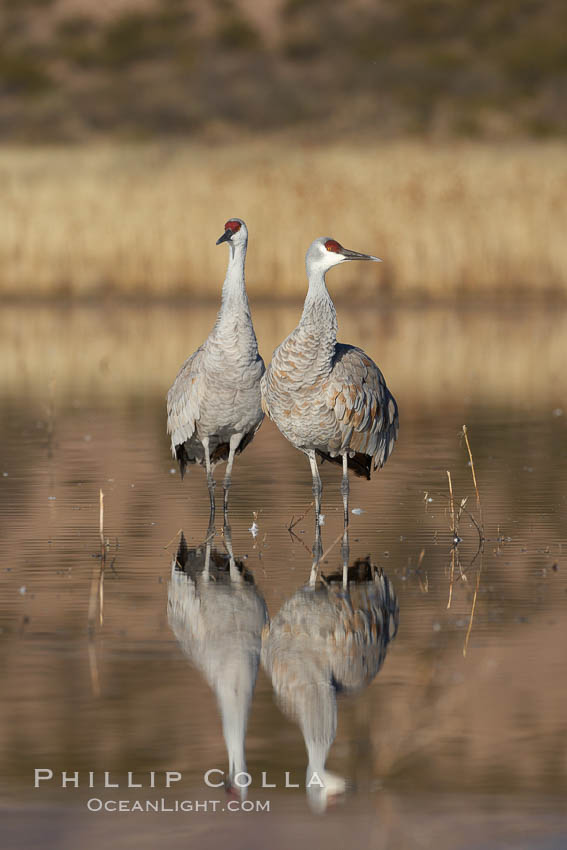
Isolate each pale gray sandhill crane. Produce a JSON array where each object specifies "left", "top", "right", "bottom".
[
  {"left": 261, "top": 546, "right": 398, "bottom": 812},
  {"left": 261, "top": 237, "right": 398, "bottom": 531},
  {"left": 168, "top": 523, "right": 268, "bottom": 798},
  {"left": 167, "top": 218, "right": 265, "bottom": 517}
]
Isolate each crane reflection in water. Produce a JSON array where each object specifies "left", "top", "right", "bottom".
[
  {"left": 167, "top": 520, "right": 268, "bottom": 798},
  {"left": 262, "top": 522, "right": 399, "bottom": 812}
]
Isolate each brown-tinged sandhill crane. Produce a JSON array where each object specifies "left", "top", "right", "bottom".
[
  {"left": 261, "top": 236, "right": 398, "bottom": 530},
  {"left": 168, "top": 523, "right": 268, "bottom": 798},
  {"left": 167, "top": 218, "right": 265, "bottom": 517},
  {"left": 261, "top": 541, "right": 398, "bottom": 812}
]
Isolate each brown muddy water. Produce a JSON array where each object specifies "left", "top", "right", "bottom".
[{"left": 1, "top": 303, "right": 567, "bottom": 850}]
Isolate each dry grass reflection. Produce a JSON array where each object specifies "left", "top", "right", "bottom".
[{"left": 2, "top": 304, "right": 565, "bottom": 414}]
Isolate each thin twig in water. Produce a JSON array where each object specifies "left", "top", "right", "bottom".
[
  {"left": 287, "top": 502, "right": 314, "bottom": 532},
  {"left": 446, "top": 470, "right": 455, "bottom": 534},
  {"left": 99, "top": 489, "right": 105, "bottom": 550},
  {"left": 163, "top": 528, "right": 183, "bottom": 550},
  {"left": 88, "top": 637, "right": 100, "bottom": 698},
  {"left": 98, "top": 560, "right": 106, "bottom": 627},
  {"left": 416, "top": 548, "right": 428, "bottom": 593},
  {"left": 447, "top": 545, "right": 462, "bottom": 608},
  {"left": 462, "top": 425, "right": 483, "bottom": 530},
  {"left": 456, "top": 497, "right": 468, "bottom": 530},
  {"left": 456, "top": 531, "right": 484, "bottom": 583},
  {"left": 98, "top": 490, "right": 106, "bottom": 626},
  {"left": 88, "top": 492, "right": 105, "bottom": 629},
  {"left": 457, "top": 552, "right": 478, "bottom": 585},
  {"left": 288, "top": 525, "right": 313, "bottom": 556},
  {"left": 320, "top": 531, "right": 346, "bottom": 563},
  {"left": 87, "top": 489, "right": 109, "bottom": 693},
  {"left": 434, "top": 492, "right": 484, "bottom": 550},
  {"left": 463, "top": 557, "right": 482, "bottom": 657},
  {"left": 447, "top": 546, "right": 456, "bottom": 609},
  {"left": 87, "top": 560, "right": 99, "bottom": 630}
]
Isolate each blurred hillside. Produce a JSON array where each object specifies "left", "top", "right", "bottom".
[{"left": 1, "top": 0, "right": 566, "bottom": 141}]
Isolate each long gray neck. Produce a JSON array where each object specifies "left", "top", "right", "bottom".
[
  {"left": 297, "top": 267, "right": 337, "bottom": 376},
  {"left": 215, "top": 242, "right": 251, "bottom": 325},
  {"left": 299, "top": 680, "right": 337, "bottom": 778},
  {"left": 211, "top": 240, "right": 258, "bottom": 362},
  {"left": 218, "top": 668, "right": 255, "bottom": 791}
]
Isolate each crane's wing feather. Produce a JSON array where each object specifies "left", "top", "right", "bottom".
[
  {"left": 167, "top": 346, "right": 205, "bottom": 455},
  {"left": 323, "top": 344, "right": 398, "bottom": 474}
]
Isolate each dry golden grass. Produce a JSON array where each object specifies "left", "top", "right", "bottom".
[{"left": 1, "top": 140, "right": 566, "bottom": 299}]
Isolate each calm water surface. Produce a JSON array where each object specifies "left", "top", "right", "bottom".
[{"left": 1, "top": 304, "right": 566, "bottom": 849}]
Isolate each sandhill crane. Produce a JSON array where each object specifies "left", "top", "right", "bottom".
[
  {"left": 168, "top": 523, "right": 267, "bottom": 798},
  {"left": 261, "top": 538, "right": 398, "bottom": 812},
  {"left": 167, "top": 218, "right": 265, "bottom": 517},
  {"left": 261, "top": 237, "right": 398, "bottom": 530}
]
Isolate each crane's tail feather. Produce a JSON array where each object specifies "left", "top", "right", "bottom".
[
  {"left": 175, "top": 444, "right": 191, "bottom": 479},
  {"left": 316, "top": 450, "right": 372, "bottom": 480}
]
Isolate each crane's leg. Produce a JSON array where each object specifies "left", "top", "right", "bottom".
[
  {"left": 307, "top": 450, "right": 323, "bottom": 521},
  {"left": 205, "top": 503, "right": 216, "bottom": 542},
  {"left": 341, "top": 452, "right": 349, "bottom": 530},
  {"left": 202, "top": 437, "right": 215, "bottom": 518},
  {"left": 223, "top": 516, "right": 242, "bottom": 584},
  {"left": 312, "top": 511, "right": 323, "bottom": 564},
  {"left": 307, "top": 450, "right": 323, "bottom": 564},
  {"left": 310, "top": 502, "right": 323, "bottom": 585},
  {"left": 223, "top": 433, "right": 241, "bottom": 519},
  {"left": 309, "top": 541, "right": 321, "bottom": 587},
  {"left": 203, "top": 525, "right": 213, "bottom": 583},
  {"left": 341, "top": 524, "right": 350, "bottom": 589}
]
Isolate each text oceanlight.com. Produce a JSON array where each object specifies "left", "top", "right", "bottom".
[{"left": 86, "top": 799, "right": 270, "bottom": 813}]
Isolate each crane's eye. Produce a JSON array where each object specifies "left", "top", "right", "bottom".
[
  {"left": 325, "top": 239, "right": 342, "bottom": 253},
  {"left": 224, "top": 220, "right": 241, "bottom": 233}
]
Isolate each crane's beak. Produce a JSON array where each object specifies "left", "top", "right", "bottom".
[
  {"left": 341, "top": 247, "right": 382, "bottom": 262},
  {"left": 216, "top": 228, "right": 232, "bottom": 245}
]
